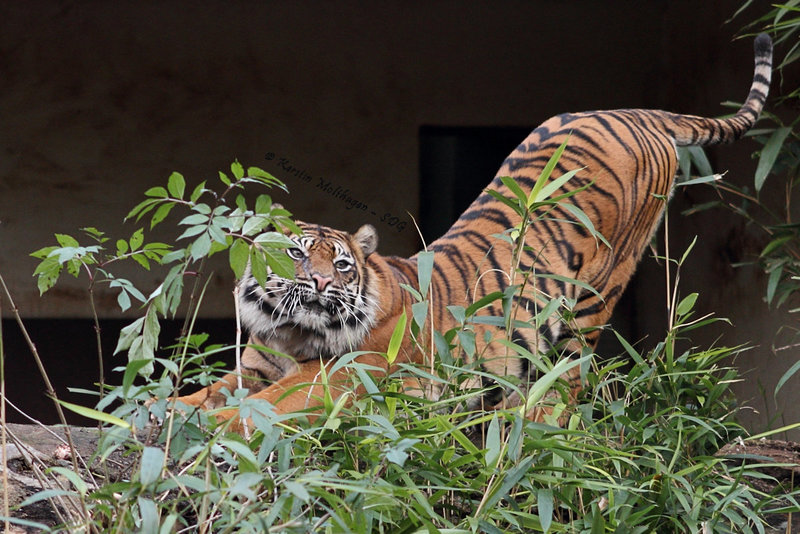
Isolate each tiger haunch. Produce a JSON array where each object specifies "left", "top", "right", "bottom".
[{"left": 175, "top": 34, "right": 772, "bottom": 424}]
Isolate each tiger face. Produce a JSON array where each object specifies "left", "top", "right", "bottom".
[{"left": 238, "top": 222, "right": 380, "bottom": 360}]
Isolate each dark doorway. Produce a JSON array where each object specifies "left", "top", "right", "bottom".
[{"left": 418, "top": 125, "right": 534, "bottom": 244}]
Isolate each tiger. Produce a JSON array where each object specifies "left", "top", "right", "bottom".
[{"left": 174, "top": 34, "right": 772, "bottom": 428}]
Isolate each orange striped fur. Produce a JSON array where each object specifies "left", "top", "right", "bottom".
[{"left": 176, "top": 35, "right": 772, "bottom": 429}]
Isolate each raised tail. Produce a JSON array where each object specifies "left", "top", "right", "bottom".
[{"left": 672, "top": 33, "right": 772, "bottom": 147}]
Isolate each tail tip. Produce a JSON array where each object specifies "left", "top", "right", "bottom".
[{"left": 755, "top": 33, "right": 773, "bottom": 56}]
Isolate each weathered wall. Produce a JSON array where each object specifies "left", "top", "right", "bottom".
[{"left": 1, "top": 1, "right": 795, "bottom": 434}]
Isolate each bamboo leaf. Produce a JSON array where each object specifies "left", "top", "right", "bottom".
[
  {"left": 767, "top": 265, "right": 783, "bottom": 305},
  {"left": 417, "top": 250, "right": 434, "bottom": 298},
  {"left": 484, "top": 414, "right": 501, "bottom": 467},
  {"left": 56, "top": 399, "right": 131, "bottom": 429},
  {"left": 538, "top": 488, "right": 554, "bottom": 533},
  {"left": 755, "top": 127, "right": 791, "bottom": 192},
  {"left": 139, "top": 446, "right": 165, "bottom": 486},
  {"left": 675, "top": 292, "right": 698, "bottom": 317},
  {"left": 386, "top": 310, "right": 407, "bottom": 365},
  {"left": 500, "top": 175, "right": 527, "bottom": 204},
  {"left": 48, "top": 466, "right": 89, "bottom": 495},
  {"left": 528, "top": 136, "right": 570, "bottom": 206},
  {"left": 534, "top": 166, "right": 585, "bottom": 203}
]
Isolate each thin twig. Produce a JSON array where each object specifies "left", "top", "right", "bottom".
[{"left": 0, "top": 273, "right": 97, "bottom": 532}]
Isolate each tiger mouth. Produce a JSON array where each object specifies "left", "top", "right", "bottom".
[
  {"left": 302, "top": 299, "right": 335, "bottom": 315},
  {"left": 296, "top": 292, "right": 339, "bottom": 316}
]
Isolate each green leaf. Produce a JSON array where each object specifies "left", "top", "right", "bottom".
[
  {"left": 123, "top": 358, "right": 157, "bottom": 396},
  {"left": 417, "top": 250, "right": 434, "bottom": 298},
  {"left": 116, "top": 239, "right": 129, "bottom": 255},
  {"left": 115, "top": 317, "right": 144, "bottom": 354},
  {"left": 776, "top": 357, "right": 800, "bottom": 397},
  {"left": 767, "top": 265, "right": 783, "bottom": 305},
  {"left": 190, "top": 232, "right": 212, "bottom": 261},
  {"left": 126, "top": 198, "right": 161, "bottom": 222},
  {"left": 117, "top": 289, "right": 131, "bottom": 312},
  {"left": 255, "top": 194, "right": 273, "bottom": 214},
  {"left": 138, "top": 497, "right": 159, "bottom": 534},
  {"left": 242, "top": 216, "right": 271, "bottom": 236},
  {"left": 457, "top": 330, "right": 476, "bottom": 357},
  {"left": 524, "top": 355, "right": 588, "bottom": 409},
  {"left": 386, "top": 310, "right": 407, "bottom": 365},
  {"left": 411, "top": 300, "right": 428, "bottom": 331},
  {"left": 485, "top": 414, "right": 501, "bottom": 467},
  {"left": 221, "top": 438, "right": 260, "bottom": 473},
  {"left": 179, "top": 213, "right": 209, "bottom": 226},
  {"left": 55, "top": 233, "right": 79, "bottom": 248},
  {"left": 534, "top": 166, "right": 585, "bottom": 204},
  {"left": 254, "top": 231, "right": 294, "bottom": 248},
  {"left": 755, "top": 126, "right": 792, "bottom": 192},
  {"left": 761, "top": 234, "right": 793, "bottom": 257},
  {"left": 131, "top": 253, "right": 151, "bottom": 270},
  {"left": 190, "top": 180, "right": 206, "bottom": 202},
  {"left": 150, "top": 202, "right": 175, "bottom": 229},
  {"left": 56, "top": 399, "right": 131, "bottom": 429},
  {"left": 481, "top": 456, "right": 535, "bottom": 512},
  {"left": 139, "top": 446, "right": 165, "bottom": 487},
  {"left": 687, "top": 145, "right": 713, "bottom": 176},
  {"left": 284, "top": 481, "right": 310, "bottom": 503},
  {"left": 208, "top": 222, "right": 229, "bottom": 245},
  {"left": 143, "top": 305, "right": 161, "bottom": 358},
  {"left": 30, "top": 245, "right": 57, "bottom": 260},
  {"left": 500, "top": 175, "right": 527, "bottom": 204},
  {"left": 144, "top": 186, "right": 168, "bottom": 198},
  {"left": 538, "top": 488, "right": 554, "bottom": 533},
  {"left": 447, "top": 305, "right": 466, "bottom": 325},
  {"left": 229, "top": 239, "right": 251, "bottom": 279},
  {"left": 176, "top": 224, "right": 207, "bottom": 241},
  {"left": 528, "top": 136, "right": 570, "bottom": 206},
  {"left": 560, "top": 203, "right": 611, "bottom": 248},
  {"left": 678, "top": 146, "right": 692, "bottom": 180},
  {"left": 264, "top": 248, "right": 295, "bottom": 279},
  {"left": 219, "top": 171, "right": 231, "bottom": 186},
  {"left": 465, "top": 291, "right": 505, "bottom": 317},
  {"left": 231, "top": 160, "right": 245, "bottom": 180},
  {"left": 130, "top": 228, "right": 144, "bottom": 251},
  {"left": 18, "top": 489, "right": 77, "bottom": 508},
  {"left": 250, "top": 248, "right": 269, "bottom": 286},
  {"left": 167, "top": 171, "right": 185, "bottom": 199},
  {"left": 48, "top": 466, "right": 89, "bottom": 495},
  {"left": 32, "top": 256, "right": 62, "bottom": 295}
]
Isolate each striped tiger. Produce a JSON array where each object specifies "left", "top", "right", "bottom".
[{"left": 175, "top": 34, "right": 772, "bottom": 427}]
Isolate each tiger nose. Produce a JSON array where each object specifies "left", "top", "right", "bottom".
[{"left": 312, "top": 273, "right": 333, "bottom": 292}]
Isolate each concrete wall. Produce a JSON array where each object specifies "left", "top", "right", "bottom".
[{"left": 1, "top": 1, "right": 795, "bottom": 434}]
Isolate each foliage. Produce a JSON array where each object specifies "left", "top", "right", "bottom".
[{"left": 0, "top": 154, "right": 791, "bottom": 532}]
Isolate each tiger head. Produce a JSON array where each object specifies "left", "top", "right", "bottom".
[{"left": 238, "top": 221, "right": 381, "bottom": 359}]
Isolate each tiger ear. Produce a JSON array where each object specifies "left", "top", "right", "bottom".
[{"left": 353, "top": 224, "right": 378, "bottom": 256}]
